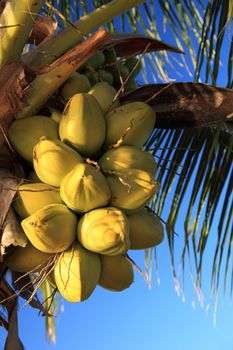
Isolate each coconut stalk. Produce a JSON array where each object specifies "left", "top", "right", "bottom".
[
  {"left": 17, "top": 29, "right": 111, "bottom": 119},
  {"left": 0, "top": 0, "right": 44, "bottom": 66},
  {"left": 24, "top": 0, "right": 146, "bottom": 68}
]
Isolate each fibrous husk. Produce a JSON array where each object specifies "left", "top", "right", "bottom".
[
  {"left": 77, "top": 207, "right": 130, "bottom": 256},
  {"left": 106, "top": 169, "right": 159, "bottom": 214},
  {"left": 21, "top": 204, "right": 78, "bottom": 253},
  {"left": 104, "top": 102, "right": 156, "bottom": 147},
  {"left": 59, "top": 93, "right": 106, "bottom": 156},
  {"left": 4, "top": 241, "right": 53, "bottom": 273},
  {"left": 99, "top": 145, "right": 157, "bottom": 175},
  {"left": 54, "top": 243, "right": 101, "bottom": 302},
  {"left": 8, "top": 116, "right": 59, "bottom": 162},
  {"left": 60, "top": 72, "right": 91, "bottom": 101},
  {"left": 13, "top": 182, "right": 63, "bottom": 219},
  {"left": 99, "top": 254, "right": 134, "bottom": 291},
  {"left": 88, "top": 81, "right": 119, "bottom": 114},
  {"left": 60, "top": 163, "right": 111, "bottom": 213},
  {"left": 128, "top": 208, "right": 164, "bottom": 249},
  {"left": 33, "top": 137, "right": 83, "bottom": 187}
]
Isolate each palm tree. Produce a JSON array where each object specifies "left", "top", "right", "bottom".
[{"left": 0, "top": 0, "right": 232, "bottom": 347}]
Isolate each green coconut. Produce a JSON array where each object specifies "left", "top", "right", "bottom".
[
  {"left": 54, "top": 243, "right": 101, "bottom": 302},
  {"left": 98, "top": 69, "right": 114, "bottom": 85},
  {"left": 99, "top": 255, "right": 134, "bottom": 291},
  {"left": 106, "top": 168, "right": 160, "bottom": 214},
  {"left": 88, "top": 81, "right": 119, "bottom": 115},
  {"left": 60, "top": 163, "right": 111, "bottom": 213},
  {"left": 13, "top": 182, "right": 63, "bottom": 219},
  {"left": 21, "top": 204, "right": 78, "bottom": 253},
  {"left": 128, "top": 209, "right": 164, "bottom": 249},
  {"left": 8, "top": 116, "right": 59, "bottom": 162},
  {"left": 125, "top": 57, "right": 142, "bottom": 78},
  {"left": 109, "top": 63, "right": 130, "bottom": 83},
  {"left": 4, "top": 241, "right": 53, "bottom": 273},
  {"left": 99, "top": 145, "right": 157, "bottom": 176},
  {"left": 59, "top": 93, "right": 106, "bottom": 156},
  {"left": 77, "top": 207, "right": 130, "bottom": 256},
  {"left": 84, "top": 50, "right": 105, "bottom": 70},
  {"left": 122, "top": 78, "right": 137, "bottom": 92},
  {"left": 105, "top": 102, "right": 156, "bottom": 147},
  {"left": 33, "top": 137, "right": 83, "bottom": 187},
  {"left": 61, "top": 72, "right": 91, "bottom": 101},
  {"left": 83, "top": 70, "right": 100, "bottom": 86}
]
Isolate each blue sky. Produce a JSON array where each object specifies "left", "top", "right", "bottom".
[{"left": 1, "top": 1, "right": 233, "bottom": 349}]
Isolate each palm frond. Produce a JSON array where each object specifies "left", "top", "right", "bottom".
[{"left": 146, "top": 126, "right": 233, "bottom": 301}]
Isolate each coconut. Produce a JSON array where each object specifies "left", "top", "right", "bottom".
[
  {"left": 60, "top": 163, "right": 111, "bottom": 213},
  {"left": 61, "top": 72, "right": 91, "bottom": 101},
  {"left": 13, "top": 182, "right": 62, "bottom": 219},
  {"left": 21, "top": 204, "right": 78, "bottom": 253},
  {"left": 59, "top": 93, "right": 106, "bottom": 156},
  {"left": 54, "top": 243, "right": 101, "bottom": 302},
  {"left": 128, "top": 209, "right": 164, "bottom": 249},
  {"left": 88, "top": 81, "right": 119, "bottom": 114},
  {"left": 99, "top": 145, "right": 157, "bottom": 176},
  {"left": 8, "top": 116, "right": 58, "bottom": 162},
  {"left": 99, "top": 255, "right": 134, "bottom": 291},
  {"left": 84, "top": 50, "right": 105, "bottom": 70},
  {"left": 105, "top": 102, "right": 156, "bottom": 147},
  {"left": 4, "top": 241, "right": 53, "bottom": 273},
  {"left": 106, "top": 168, "right": 159, "bottom": 214},
  {"left": 77, "top": 207, "right": 130, "bottom": 256},
  {"left": 33, "top": 137, "right": 83, "bottom": 187}
]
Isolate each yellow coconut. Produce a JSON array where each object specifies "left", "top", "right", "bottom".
[
  {"left": 21, "top": 204, "right": 78, "bottom": 253},
  {"left": 128, "top": 209, "right": 164, "bottom": 249},
  {"left": 99, "top": 145, "right": 157, "bottom": 176},
  {"left": 8, "top": 116, "right": 59, "bottom": 162},
  {"left": 106, "top": 169, "right": 159, "bottom": 214},
  {"left": 54, "top": 243, "right": 101, "bottom": 302},
  {"left": 60, "top": 72, "right": 91, "bottom": 101},
  {"left": 13, "top": 182, "right": 63, "bottom": 219},
  {"left": 33, "top": 137, "right": 83, "bottom": 187},
  {"left": 105, "top": 102, "right": 156, "bottom": 147},
  {"left": 88, "top": 81, "right": 119, "bottom": 114},
  {"left": 99, "top": 255, "right": 134, "bottom": 291},
  {"left": 59, "top": 93, "right": 106, "bottom": 156},
  {"left": 77, "top": 207, "right": 130, "bottom": 256},
  {"left": 60, "top": 163, "right": 111, "bottom": 213},
  {"left": 4, "top": 241, "right": 53, "bottom": 273}
]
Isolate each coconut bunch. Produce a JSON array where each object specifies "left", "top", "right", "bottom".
[
  {"left": 5, "top": 82, "right": 164, "bottom": 303},
  {"left": 59, "top": 48, "right": 141, "bottom": 102}
]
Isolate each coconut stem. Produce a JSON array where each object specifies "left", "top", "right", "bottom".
[
  {"left": 17, "top": 29, "right": 110, "bottom": 119},
  {"left": 24, "top": 0, "right": 146, "bottom": 68},
  {"left": 0, "top": 0, "right": 44, "bottom": 66}
]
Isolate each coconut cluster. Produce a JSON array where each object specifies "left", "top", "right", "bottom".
[{"left": 6, "top": 66, "right": 164, "bottom": 303}]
